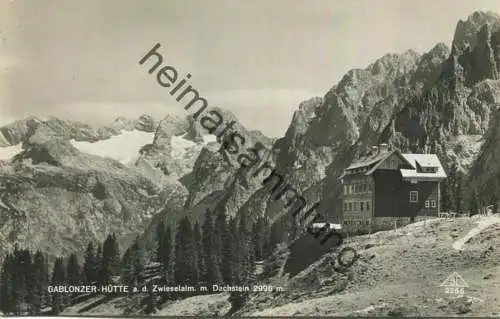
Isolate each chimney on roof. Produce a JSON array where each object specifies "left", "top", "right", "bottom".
[
  {"left": 371, "top": 146, "right": 379, "bottom": 155},
  {"left": 379, "top": 143, "right": 389, "bottom": 152}
]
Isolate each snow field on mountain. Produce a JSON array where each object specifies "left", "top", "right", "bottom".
[
  {"left": 170, "top": 134, "right": 216, "bottom": 161},
  {"left": 70, "top": 130, "right": 217, "bottom": 167},
  {"left": 0, "top": 143, "right": 22, "bottom": 161},
  {"left": 70, "top": 130, "right": 154, "bottom": 165}
]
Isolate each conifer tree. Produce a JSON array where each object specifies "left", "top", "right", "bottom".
[
  {"left": 83, "top": 242, "right": 96, "bottom": 284},
  {"left": 101, "top": 234, "right": 121, "bottom": 285},
  {"left": 101, "top": 236, "right": 112, "bottom": 285},
  {"left": 0, "top": 255, "right": 6, "bottom": 313},
  {"left": 66, "top": 253, "right": 82, "bottom": 304},
  {"left": 488, "top": 191, "right": 499, "bottom": 214},
  {"left": 66, "top": 253, "right": 82, "bottom": 285},
  {"left": 188, "top": 219, "right": 200, "bottom": 286},
  {"left": 121, "top": 248, "right": 135, "bottom": 296},
  {"left": 202, "top": 209, "right": 222, "bottom": 285},
  {"left": 50, "top": 257, "right": 66, "bottom": 315},
  {"left": 21, "top": 249, "right": 34, "bottom": 314},
  {"left": 111, "top": 234, "right": 121, "bottom": 279},
  {"left": 31, "top": 251, "right": 47, "bottom": 315},
  {"left": 228, "top": 218, "right": 255, "bottom": 317},
  {"left": 213, "top": 208, "right": 226, "bottom": 260},
  {"left": 132, "top": 236, "right": 146, "bottom": 287},
  {"left": 193, "top": 221, "right": 206, "bottom": 285},
  {"left": 261, "top": 217, "right": 273, "bottom": 258},
  {"left": 160, "top": 226, "right": 175, "bottom": 302},
  {"left": 226, "top": 218, "right": 240, "bottom": 285},
  {"left": 269, "top": 220, "right": 283, "bottom": 250},
  {"left": 163, "top": 226, "right": 175, "bottom": 285},
  {"left": 238, "top": 215, "right": 255, "bottom": 286},
  {"left": 11, "top": 246, "right": 27, "bottom": 315},
  {"left": 215, "top": 210, "right": 232, "bottom": 284},
  {"left": 156, "top": 224, "right": 170, "bottom": 270},
  {"left": 95, "top": 243, "right": 104, "bottom": 286},
  {"left": 447, "top": 163, "right": 458, "bottom": 211},
  {"left": 455, "top": 173, "right": 463, "bottom": 213},
  {"left": 0, "top": 254, "right": 14, "bottom": 314},
  {"left": 174, "top": 217, "right": 199, "bottom": 287},
  {"left": 43, "top": 253, "right": 50, "bottom": 308},
  {"left": 441, "top": 181, "right": 451, "bottom": 212},
  {"left": 468, "top": 192, "right": 479, "bottom": 215},
  {"left": 144, "top": 281, "right": 156, "bottom": 314},
  {"left": 252, "top": 217, "right": 264, "bottom": 261},
  {"left": 155, "top": 221, "right": 166, "bottom": 262}
]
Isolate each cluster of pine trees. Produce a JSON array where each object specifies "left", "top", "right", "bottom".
[
  {"left": 0, "top": 247, "right": 50, "bottom": 315},
  {"left": 441, "top": 163, "right": 462, "bottom": 213},
  {"left": 441, "top": 163, "right": 499, "bottom": 214},
  {"left": 0, "top": 209, "right": 285, "bottom": 315},
  {"left": 0, "top": 233, "right": 121, "bottom": 315},
  {"left": 135, "top": 209, "right": 282, "bottom": 312}
]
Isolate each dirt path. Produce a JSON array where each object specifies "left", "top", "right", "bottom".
[{"left": 452, "top": 214, "right": 500, "bottom": 250}]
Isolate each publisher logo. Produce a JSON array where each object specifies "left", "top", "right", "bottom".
[{"left": 439, "top": 271, "right": 469, "bottom": 297}]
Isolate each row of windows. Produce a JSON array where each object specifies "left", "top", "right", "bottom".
[
  {"left": 344, "top": 196, "right": 436, "bottom": 213},
  {"left": 343, "top": 182, "right": 372, "bottom": 195},
  {"left": 409, "top": 191, "right": 436, "bottom": 207},
  {"left": 425, "top": 200, "right": 437, "bottom": 208},
  {"left": 344, "top": 201, "right": 371, "bottom": 212}
]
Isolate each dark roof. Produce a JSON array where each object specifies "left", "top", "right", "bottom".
[
  {"left": 345, "top": 149, "right": 393, "bottom": 170},
  {"left": 340, "top": 148, "right": 447, "bottom": 181}
]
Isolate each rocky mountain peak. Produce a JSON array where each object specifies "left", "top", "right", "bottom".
[
  {"left": 452, "top": 11, "right": 500, "bottom": 53},
  {"left": 284, "top": 97, "right": 323, "bottom": 141},
  {"left": 367, "top": 49, "right": 421, "bottom": 76},
  {"left": 110, "top": 114, "right": 159, "bottom": 133},
  {"left": 13, "top": 139, "right": 79, "bottom": 167},
  {"left": 442, "top": 12, "right": 500, "bottom": 86},
  {"left": 135, "top": 114, "right": 158, "bottom": 132},
  {"left": 0, "top": 116, "right": 43, "bottom": 146},
  {"left": 427, "top": 42, "right": 450, "bottom": 58}
]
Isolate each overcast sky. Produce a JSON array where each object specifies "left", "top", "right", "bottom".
[{"left": 1, "top": 0, "right": 500, "bottom": 137}]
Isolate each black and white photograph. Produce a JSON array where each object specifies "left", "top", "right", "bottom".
[{"left": 1, "top": 0, "right": 500, "bottom": 317}]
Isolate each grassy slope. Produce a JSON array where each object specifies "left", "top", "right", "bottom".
[{"left": 239, "top": 215, "right": 500, "bottom": 317}]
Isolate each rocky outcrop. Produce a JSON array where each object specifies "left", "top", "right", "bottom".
[
  {"left": 135, "top": 114, "right": 159, "bottom": 132},
  {"left": 111, "top": 114, "right": 160, "bottom": 133},
  {"left": 0, "top": 112, "right": 197, "bottom": 259},
  {"left": 452, "top": 11, "right": 500, "bottom": 53},
  {"left": 0, "top": 116, "right": 43, "bottom": 146},
  {"left": 379, "top": 13, "right": 500, "bottom": 151},
  {"left": 1, "top": 116, "right": 124, "bottom": 147},
  {"left": 135, "top": 114, "right": 197, "bottom": 179},
  {"left": 467, "top": 107, "right": 500, "bottom": 200},
  {"left": 157, "top": 107, "right": 275, "bottom": 227},
  {"left": 0, "top": 136, "right": 187, "bottom": 259}
]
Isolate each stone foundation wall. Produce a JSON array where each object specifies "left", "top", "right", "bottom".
[{"left": 341, "top": 216, "right": 435, "bottom": 236}]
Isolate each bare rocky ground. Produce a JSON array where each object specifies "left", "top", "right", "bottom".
[
  {"left": 237, "top": 215, "right": 500, "bottom": 317},
  {"left": 63, "top": 214, "right": 500, "bottom": 317}
]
